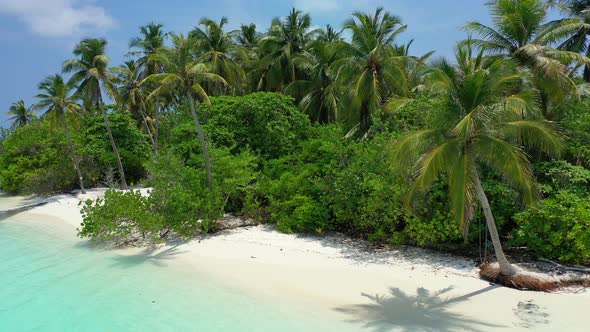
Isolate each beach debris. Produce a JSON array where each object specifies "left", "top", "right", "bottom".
[{"left": 214, "top": 214, "right": 258, "bottom": 231}]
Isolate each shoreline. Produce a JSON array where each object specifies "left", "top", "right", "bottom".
[{"left": 4, "top": 189, "right": 590, "bottom": 331}]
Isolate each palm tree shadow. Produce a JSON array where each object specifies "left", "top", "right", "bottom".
[
  {"left": 334, "top": 285, "right": 505, "bottom": 332},
  {"left": 109, "top": 244, "right": 187, "bottom": 268}
]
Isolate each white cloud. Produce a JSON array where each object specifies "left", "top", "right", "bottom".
[{"left": 0, "top": 0, "right": 116, "bottom": 37}]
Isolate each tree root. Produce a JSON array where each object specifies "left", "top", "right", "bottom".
[{"left": 480, "top": 263, "right": 590, "bottom": 292}]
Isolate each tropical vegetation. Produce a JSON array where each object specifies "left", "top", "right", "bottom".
[{"left": 2, "top": 1, "right": 590, "bottom": 277}]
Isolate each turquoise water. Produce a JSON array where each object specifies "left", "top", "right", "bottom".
[{"left": 0, "top": 208, "right": 361, "bottom": 331}]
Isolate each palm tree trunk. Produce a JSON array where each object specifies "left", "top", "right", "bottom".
[
  {"left": 139, "top": 103, "right": 156, "bottom": 154},
  {"left": 186, "top": 91, "right": 212, "bottom": 189},
  {"left": 60, "top": 113, "right": 86, "bottom": 194},
  {"left": 154, "top": 96, "right": 160, "bottom": 156},
  {"left": 97, "top": 93, "right": 128, "bottom": 190},
  {"left": 474, "top": 174, "right": 516, "bottom": 276}
]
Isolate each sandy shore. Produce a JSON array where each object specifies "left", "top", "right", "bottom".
[{"left": 4, "top": 189, "right": 590, "bottom": 331}]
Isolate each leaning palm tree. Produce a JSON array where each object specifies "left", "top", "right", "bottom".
[
  {"left": 34, "top": 75, "right": 86, "bottom": 193},
  {"left": 464, "top": 0, "right": 590, "bottom": 113},
  {"left": 336, "top": 7, "right": 408, "bottom": 136},
  {"left": 7, "top": 100, "right": 35, "bottom": 129},
  {"left": 111, "top": 60, "right": 156, "bottom": 152},
  {"left": 146, "top": 33, "right": 227, "bottom": 189},
  {"left": 63, "top": 38, "right": 128, "bottom": 190},
  {"left": 393, "top": 43, "right": 563, "bottom": 277},
  {"left": 190, "top": 17, "right": 246, "bottom": 95},
  {"left": 130, "top": 23, "right": 168, "bottom": 154}
]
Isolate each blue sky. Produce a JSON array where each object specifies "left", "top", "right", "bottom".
[{"left": 0, "top": 0, "right": 496, "bottom": 126}]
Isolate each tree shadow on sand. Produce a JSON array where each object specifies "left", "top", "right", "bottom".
[
  {"left": 108, "top": 244, "right": 188, "bottom": 268},
  {"left": 334, "top": 285, "right": 505, "bottom": 332}
]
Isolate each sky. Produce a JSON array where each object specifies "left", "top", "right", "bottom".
[{"left": 0, "top": 0, "right": 496, "bottom": 127}]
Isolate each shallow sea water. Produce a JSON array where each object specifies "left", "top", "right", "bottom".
[{"left": 0, "top": 197, "right": 362, "bottom": 332}]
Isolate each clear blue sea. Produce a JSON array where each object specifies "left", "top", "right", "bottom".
[{"left": 0, "top": 198, "right": 361, "bottom": 332}]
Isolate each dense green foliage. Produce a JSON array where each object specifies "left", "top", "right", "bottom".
[
  {"left": 514, "top": 191, "right": 590, "bottom": 264},
  {"left": 164, "top": 93, "right": 310, "bottom": 160},
  {"left": 4, "top": 0, "right": 590, "bottom": 265},
  {"left": 79, "top": 147, "right": 256, "bottom": 243},
  {"left": 0, "top": 113, "right": 149, "bottom": 193},
  {"left": 0, "top": 120, "right": 73, "bottom": 193}
]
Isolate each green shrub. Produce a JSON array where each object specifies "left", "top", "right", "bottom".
[
  {"left": 0, "top": 120, "right": 75, "bottom": 194},
  {"left": 514, "top": 191, "right": 590, "bottom": 264},
  {"left": 80, "top": 112, "right": 151, "bottom": 185},
  {"left": 330, "top": 135, "right": 411, "bottom": 242},
  {"left": 252, "top": 126, "right": 342, "bottom": 233},
  {"left": 560, "top": 98, "right": 590, "bottom": 167},
  {"left": 534, "top": 160, "right": 590, "bottom": 196},
  {"left": 78, "top": 189, "right": 163, "bottom": 244}
]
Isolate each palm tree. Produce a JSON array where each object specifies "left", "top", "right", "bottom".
[
  {"left": 285, "top": 41, "right": 344, "bottom": 123},
  {"left": 393, "top": 43, "right": 563, "bottom": 276},
  {"left": 34, "top": 75, "right": 86, "bottom": 193},
  {"left": 336, "top": 7, "right": 408, "bottom": 136},
  {"left": 317, "top": 24, "right": 342, "bottom": 43},
  {"left": 232, "top": 23, "right": 259, "bottom": 49},
  {"left": 112, "top": 60, "right": 156, "bottom": 152},
  {"left": 256, "top": 8, "right": 313, "bottom": 91},
  {"left": 190, "top": 17, "right": 245, "bottom": 95},
  {"left": 231, "top": 24, "right": 261, "bottom": 93},
  {"left": 7, "top": 100, "right": 35, "bottom": 129},
  {"left": 464, "top": 0, "right": 590, "bottom": 113},
  {"left": 130, "top": 23, "right": 168, "bottom": 154},
  {"left": 147, "top": 33, "right": 227, "bottom": 189},
  {"left": 63, "top": 38, "right": 128, "bottom": 190},
  {"left": 550, "top": 0, "right": 590, "bottom": 81}
]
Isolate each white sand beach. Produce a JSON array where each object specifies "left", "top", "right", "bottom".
[{"left": 4, "top": 189, "right": 590, "bottom": 331}]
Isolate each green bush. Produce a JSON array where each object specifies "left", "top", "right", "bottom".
[
  {"left": 560, "top": 98, "right": 590, "bottom": 167},
  {"left": 80, "top": 112, "right": 151, "bottom": 185},
  {"left": 330, "top": 135, "right": 411, "bottom": 242},
  {"left": 514, "top": 191, "right": 590, "bottom": 264},
  {"left": 251, "top": 125, "right": 342, "bottom": 233},
  {"left": 78, "top": 147, "right": 257, "bottom": 243},
  {"left": 78, "top": 189, "right": 163, "bottom": 244},
  {"left": 534, "top": 160, "right": 590, "bottom": 196},
  {"left": 0, "top": 120, "right": 75, "bottom": 194},
  {"left": 162, "top": 93, "right": 310, "bottom": 161}
]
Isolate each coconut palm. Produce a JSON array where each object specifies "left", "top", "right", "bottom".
[
  {"left": 464, "top": 0, "right": 590, "bottom": 113},
  {"left": 232, "top": 23, "right": 259, "bottom": 49},
  {"left": 112, "top": 60, "right": 156, "bottom": 152},
  {"left": 7, "top": 100, "right": 35, "bottom": 130},
  {"left": 336, "top": 7, "right": 408, "bottom": 136},
  {"left": 63, "top": 38, "right": 128, "bottom": 190},
  {"left": 549, "top": 0, "right": 590, "bottom": 81},
  {"left": 34, "top": 75, "right": 86, "bottom": 193},
  {"left": 256, "top": 8, "right": 314, "bottom": 91},
  {"left": 317, "top": 24, "right": 342, "bottom": 43},
  {"left": 130, "top": 23, "right": 168, "bottom": 154},
  {"left": 285, "top": 41, "right": 344, "bottom": 123},
  {"left": 231, "top": 24, "right": 261, "bottom": 93},
  {"left": 146, "top": 33, "right": 227, "bottom": 189},
  {"left": 393, "top": 43, "right": 563, "bottom": 276},
  {"left": 190, "top": 17, "right": 246, "bottom": 95}
]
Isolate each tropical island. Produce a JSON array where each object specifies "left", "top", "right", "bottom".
[{"left": 1, "top": 0, "right": 590, "bottom": 331}]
